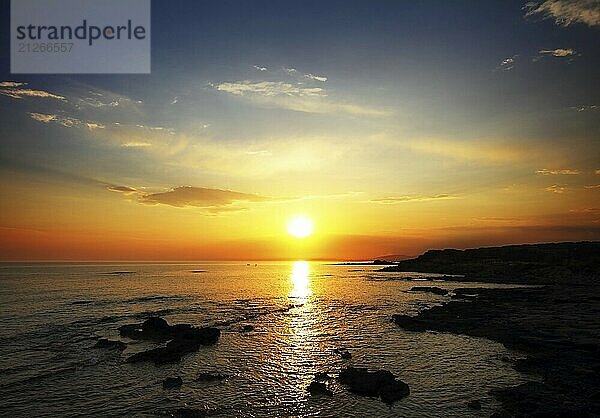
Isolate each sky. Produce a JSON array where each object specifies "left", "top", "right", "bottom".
[{"left": 0, "top": 0, "right": 599, "bottom": 261}]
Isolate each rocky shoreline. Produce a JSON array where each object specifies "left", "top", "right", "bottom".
[
  {"left": 380, "top": 241, "right": 600, "bottom": 285},
  {"left": 393, "top": 285, "right": 600, "bottom": 417}
]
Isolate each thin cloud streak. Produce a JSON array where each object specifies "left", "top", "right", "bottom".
[
  {"left": 214, "top": 80, "right": 387, "bottom": 116},
  {"left": 0, "top": 81, "right": 65, "bottom": 100},
  {"left": 536, "top": 168, "right": 581, "bottom": 175},
  {"left": 371, "top": 194, "right": 457, "bottom": 204},
  {"left": 29, "top": 112, "right": 105, "bottom": 130}
]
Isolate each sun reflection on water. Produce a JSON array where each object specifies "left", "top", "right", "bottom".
[{"left": 289, "top": 261, "right": 312, "bottom": 300}]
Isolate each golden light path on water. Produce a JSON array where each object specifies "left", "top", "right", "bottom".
[{"left": 289, "top": 261, "right": 312, "bottom": 300}]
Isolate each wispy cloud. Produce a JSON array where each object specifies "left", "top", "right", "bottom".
[
  {"left": 304, "top": 73, "right": 328, "bottom": 82},
  {"left": 539, "top": 48, "right": 577, "bottom": 57},
  {"left": 106, "top": 185, "right": 138, "bottom": 195},
  {"left": 545, "top": 184, "right": 567, "bottom": 193},
  {"left": 0, "top": 81, "right": 65, "bottom": 100},
  {"left": 121, "top": 141, "right": 152, "bottom": 148},
  {"left": 371, "top": 194, "right": 457, "bottom": 204},
  {"left": 72, "top": 89, "right": 143, "bottom": 113},
  {"left": 140, "top": 186, "right": 270, "bottom": 208},
  {"left": 216, "top": 81, "right": 325, "bottom": 97},
  {"left": 108, "top": 185, "right": 273, "bottom": 212},
  {"left": 570, "top": 104, "right": 598, "bottom": 112},
  {"left": 214, "top": 80, "right": 386, "bottom": 116},
  {"left": 497, "top": 55, "right": 518, "bottom": 71},
  {"left": 29, "top": 112, "right": 105, "bottom": 130},
  {"left": 282, "top": 67, "right": 328, "bottom": 82},
  {"left": 533, "top": 48, "right": 579, "bottom": 62},
  {"left": 536, "top": 168, "right": 581, "bottom": 175},
  {"left": 524, "top": 0, "right": 600, "bottom": 27},
  {"left": 0, "top": 81, "right": 25, "bottom": 87}
]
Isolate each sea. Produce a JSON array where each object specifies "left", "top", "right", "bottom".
[{"left": 0, "top": 262, "right": 527, "bottom": 417}]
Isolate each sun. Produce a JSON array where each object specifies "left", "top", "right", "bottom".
[{"left": 287, "top": 215, "right": 314, "bottom": 238}]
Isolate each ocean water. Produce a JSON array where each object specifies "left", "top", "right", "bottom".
[{"left": 0, "top": 262, "right": 526, "bottom": 417}]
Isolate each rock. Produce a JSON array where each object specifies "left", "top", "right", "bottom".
[
  {"left": 467, "top": 400, "right": 482, "bottom": 410},
  {"left": 334, "top": 348, "right": 352, "bottom": 359},
  {"left": 121, "top": 318, "right": 220, "bottom": 364},
  {"left": 241, "top": 324, "right": 254, "bottom": 332},
  {"left": 308, "top": 381, "right": 333, "bottom": 397},
  {"left": 409, "top": 286, "right": 448, "bottom": 296},
  {"left": 314, "top": 372, "right": 331, "bottom": 381},
  {"left": 195, "top": 372, "right": 228, "bottom": 382},
  {"left": 391, "top": 314, "right": 426, "bottom": 332},
  {"left": 120, "top": 317, "right": 176, "bottom": 341},
  {"left": 127, "top": 326, "right": 220, "bottom": 364},
  {"left": 95, "top": 338, "right": 126, "bottom": 351},
  {"left": 338, "top": 367, "right": 409, "bottom": 404},
  {"left": 162, "top": 376, "right": 183, "bottom": 390}
]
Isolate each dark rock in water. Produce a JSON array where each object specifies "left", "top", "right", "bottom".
[
  {"left": 334, "top": 348, "right": 352, "bottom": 359},
  {"left": 314, "top": 372, "right": 331, "bottom": 381},
  {"left": 127, "top": 327, "right": 220, "bottom": 364},
  {"left": 467, "top": 400, "right": 482, "bottom": 410},
  {"left": 391, "top": 314, "right": 426, "bottom": 332},
  {"left": 120, "top": 317, "right": 212, "bottom": 342},
  {"left": 121, "top": 317, "right": 220, "bottom": 364},
  {"left": 308, "top": 381, "right": 333, "bottom": 397},
  {"left": 339, "top": 367, "right": 410, "bottom": 404},
  {"left": 95, "top": 338, "right": 126, "bottom": 351},
  {"left": 162, "top": 376, "right": 183, "bottom": 389},
  {"left": 409, "top": 286, "right": 448, "bottom": 295},
  {"left": 195, "top": 372, "right": 228, "bottom": 382},
  {"left": 241, "top": 324, "right": 254, "bottom": 332}
]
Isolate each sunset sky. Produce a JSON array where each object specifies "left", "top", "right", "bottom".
[{"left": 1, "top": 0, "right": 599, "bottom": 261}]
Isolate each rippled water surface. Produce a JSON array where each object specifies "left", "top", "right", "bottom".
[{"left": 0, "top": 262, "right": 526, "bottom": 417}]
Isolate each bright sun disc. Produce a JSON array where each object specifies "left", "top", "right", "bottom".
[{"left": 287, "top": 216, "right": 314, "bottom": 238}]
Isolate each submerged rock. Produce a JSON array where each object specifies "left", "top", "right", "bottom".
[
  {"left": 409, "top": 286, "right": 448, "bottom": 296},
  {"left": 95, "top": 338, "right": 126, "bottom": 351},
  {"left": 162, "top": 376, "right": 183, "bottom": 389},
  {"left": 338, "top": 367, "right": 409, "bottom": 404},
  {"left": 121, "top": 317, "right": 220, "bottom": 364},
  {"left": 308, "top": 381, "right": 333, "bottom": 397},
  {"left": 334, "top": 348, "right": 352, "bottom": 359}
]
